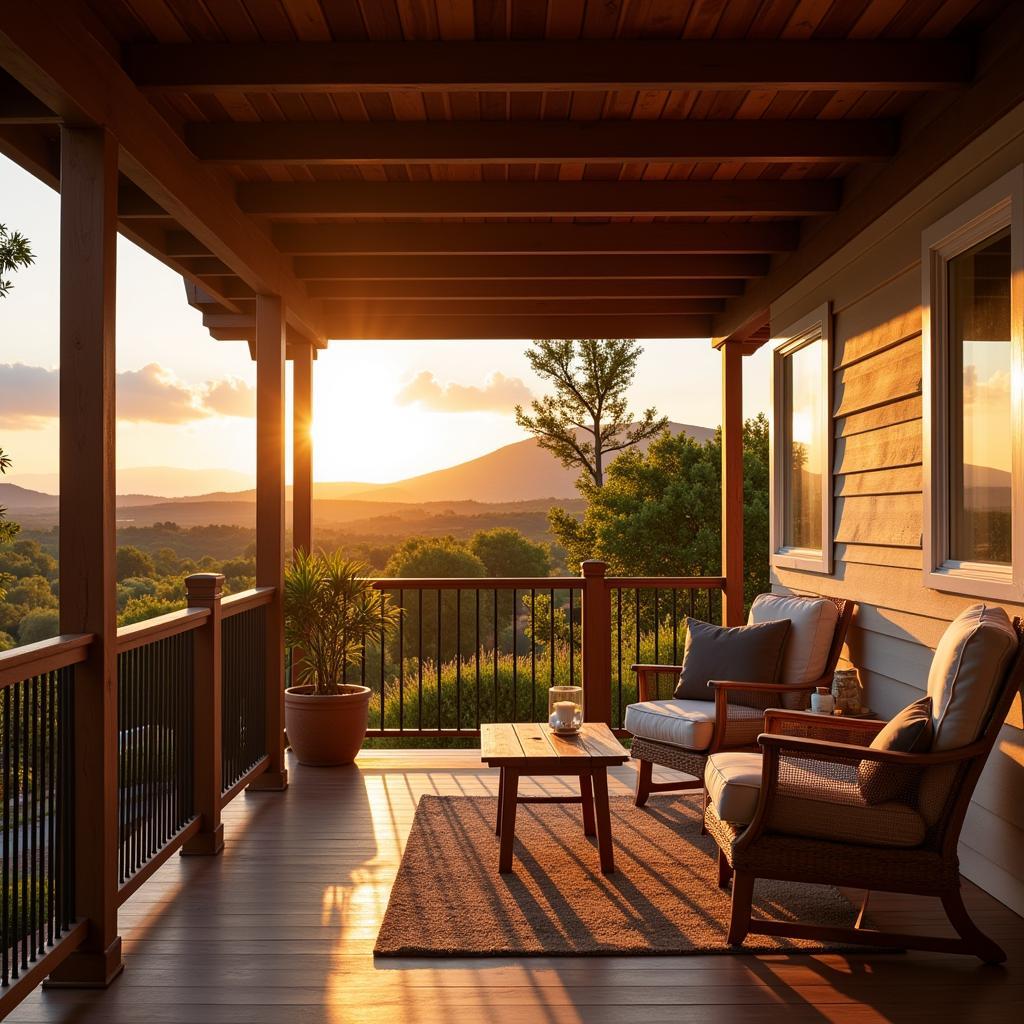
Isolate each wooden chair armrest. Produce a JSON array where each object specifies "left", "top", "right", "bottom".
[
  {"left": 757, "top": 732, "right": 989, "bottom": 767},
  {"left": 707, "top": 679, "right": 815, "bottom": 693},
  {"left": 631, "top": 664, "right": 682, "bottom": 703},
  {"left": 763, "top": 708, "right": 886, "bottom": 740}
]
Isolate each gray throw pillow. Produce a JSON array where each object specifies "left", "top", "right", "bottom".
[
  {"left": 858, "top": 695, "right": 933, "bottom": 805},
  {"left": 674, "top": 617, "right": 791, "bottom": 705}
]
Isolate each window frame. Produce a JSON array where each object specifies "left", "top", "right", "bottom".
[
  {"left": 770, "top": 302, "right": 833, "bottom": 575},
  {"left": 922, "top": 165, "right": 1024, "bottom": 601}
]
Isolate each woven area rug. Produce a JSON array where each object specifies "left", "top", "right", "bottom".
[{"left": 375, "top": 794, "right": 868, "bottom": 957}]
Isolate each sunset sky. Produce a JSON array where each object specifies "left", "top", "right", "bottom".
[{"left": 1, "top": 155, "right": 772, "bottom": 496}]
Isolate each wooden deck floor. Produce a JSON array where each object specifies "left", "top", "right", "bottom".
[{"left": 8, "top": 750, "right": 1024, "bottom": 1024}]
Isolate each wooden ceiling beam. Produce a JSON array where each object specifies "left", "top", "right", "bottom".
[
  {"left": 0, "top": 5, "right": 326, "bottom": 345},
  {"left": 303, "top": 278, "right": 746, "bottom": 299},
  {"left": 239, "top": 180, "right": 840, "bottom": 218},
  {"left": 0, "top": 69, "right": 57, "bottom": 123},
  {"left": 187, "top": 118, "right": 897, "bottom": 165},
  {"left": 269, "top": 221, "right": 797, "bottom": 256},
  {"left": 293, "top": 253, "right": 767, "bottom": 280},
  {"left": 320, "top": 313, "right": 714, "bottom": 340},
  {"left": 125, "top": 40, "right": 971, "bottom": 94},
  {"left": 320, "top": 298, "right": 724, "bottom": 317}
]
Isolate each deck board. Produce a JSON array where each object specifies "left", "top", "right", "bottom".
[{"left": 8, "top": 749, "right": 1024, "bottom": 1023}]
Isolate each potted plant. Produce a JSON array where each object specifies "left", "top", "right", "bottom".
[{"left": 284, "top": 550, "right": 397, "bottom": 766}]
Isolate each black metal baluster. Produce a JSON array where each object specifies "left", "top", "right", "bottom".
[
  {"left": 672, "top": 589, "right": 679, "bottom": 664},
  {"left": 2, "top": 684, "right": 10, "bottom": 985},
  {"left": 21, "top": 679, "right": 30, "bottom": 971},
  {"left": 456, "top": 589, "right": 462, "bottom": 732},
  {"left": 654, "top": 588, "right": 660, "bottom": 666},
  {"left": 38, "top": 674, "right": 48, "bottom": 954},
  {"left": 379, "top": 593, "right": 386, "bottom": 732},
  {"left": 634, "top": 589, "right": 641, "bottom": 683},
  {"left": 616, "top": 588, "right": 623, "bottom": 727},
  {"left": 30, "top": 676, "right": 39, "bottom": 959},
  {"left": 511, "top": 589, "right": 518, "bottom": 721},
  {"left": 418, "top": 589, "right": 424, "bottom": 733},
  {"left": 548, "top": 589, "right": 555, "bottom": 693},
  {"left": 398, "top": 589, "right": 404, "bottom": 733},
  {"left": 568, "top": 590, "right": 575, "bottom": 687},
  {"left": 492, "top": 589, "right": 498, "bottom": 721},
  {"left": 530, "top": 589, "right": 536, "bottom": 722},
  {"left": 475, "top": 590, "right": 481, "bottom": 730},
  {"left": 436, "top": 590, "right": 442, "bottom": 733}
]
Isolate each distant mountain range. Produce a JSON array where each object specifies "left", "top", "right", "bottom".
[{"left": 2, "top": 422, "right": 714, "bottom": 511}]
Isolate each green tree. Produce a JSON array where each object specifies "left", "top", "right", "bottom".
[
  {"left": 0, "top": 631, "right": 15, "bottom": 652},
  {"left": 515, "top": 338, "right": 667, "bottom": 487},
  {"left": 469, "top": 528, "right": 551, "bottom": 578},
  {"left": 18, "top": 608, "right": 59, "bottom": 645},
  {"left": 0, "top": 224, "right": 34, "bottom": 298},
  {"left": 5, "top": 575, "right": 57, "bottom": 609},
  {"left": 549, "top": 414, "right": 770, "bottom": 611},
  {"left": 116, "top": 545, "right": 155, "bottom": 582},
  {"left": 0, "top": 447, "right": 19, "bottom": 544},
  {"left": 383, "top": 536, "right": 487, "bottom": 580}
]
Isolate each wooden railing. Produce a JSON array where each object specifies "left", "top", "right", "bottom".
[
  {"left": 0, "top": 575, "right": 277, "bottom": 1013},
  {"left": 352, "top": 561, "right": 726, "bottom": 739},
  {"left": 0, "top": 634, "right": 90, "bottom": 1016}
]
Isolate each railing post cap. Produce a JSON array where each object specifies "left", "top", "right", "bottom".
[
  {"left": 185, "top": 572, "right": 226, "bottom": 596},
  {"left": 580, "top": 560, "right": 608, "bottom": 577}
]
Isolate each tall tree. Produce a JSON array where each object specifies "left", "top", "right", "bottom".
[
  {"left": 549, "top": 414, "right": 770, "bottom": 611},
  {"left": 0, "top": 448, "right": 18, "bottom": 544},
  {"left": 0, "top": 224, "right": 34, "bottom": 298},
  {"left": 515, "top": 338, "right": 668, "bottom": 487}
]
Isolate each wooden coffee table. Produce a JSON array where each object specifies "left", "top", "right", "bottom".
[{"left": 480, "top": 722, "right": 630, "bottom": 874}]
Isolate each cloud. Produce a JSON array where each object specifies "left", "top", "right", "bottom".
[
  {"left": 963, "top": 364, "right": 1011, "bottom": 406},
  {"left": 201, "top": 377, "right": 255, "bottom": 418},
  {"left": 0, "top": 362, "right": 255, "bottom": 428},
  {"left": 396, "top": 371, "right": 533, "bottom": 413}
]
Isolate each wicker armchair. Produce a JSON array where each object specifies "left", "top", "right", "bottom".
[
  {"left": 628, "top": 596, "right": 853, "bottom": 807},
  {"left": 706, "top": 616, "right": 1024, "bottom": 963}
]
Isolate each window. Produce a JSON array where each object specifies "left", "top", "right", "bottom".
[
  {"left": 923, "top": 166, "right": 1023, "bottom": 600},
  {"left": 771, "top": 303, "right": 833, "bottom": 574}
]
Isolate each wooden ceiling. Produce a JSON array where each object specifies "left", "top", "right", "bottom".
[{"left": 0, "top": 0, "right": 1019, "bottom": 345}]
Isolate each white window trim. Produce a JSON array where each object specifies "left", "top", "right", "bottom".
[
  {"left": 770, "top": 302, "right": 833, "bottom": 575},
  {"left": 922, "top": 165, "right": 1024, "bottom": 602}
]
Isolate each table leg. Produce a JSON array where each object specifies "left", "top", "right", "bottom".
[
  {"left": 591, "top": 766, "right": 615, "bottom": 874},
  {"left": 495, "top": 767, "right": 504, "bottom": 836},
  {"left": 498, "top": 769, "right": 519, "bottom": 873},
  {"left": 580, "top": 771, "right": 596, "bottom": 837}
]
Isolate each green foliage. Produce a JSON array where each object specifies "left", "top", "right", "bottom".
[
  {"left": 116, "top": 545, "right": 156, "bottom": 581},
  {"left": 549, "top": 414, "right": 771, "bottom": 611},
  {"left": 284, "top": 550, "right": 398, "bottom": 696},
  {"left": 0, "top": 631, "right": 14, "bottom": 652},
  {"left": 515, "top": 338, "right": 668, "bottom": 486},
  {"left": 0, "top": 445, "right": 20, "bottom": 545},
  {"left": 18, "top": 608, "right": 59, "bottom": 645},
  {"left": 383, "top": 535, "right": 488, "bottom": 578},
  {"left": 0, "top": 223, "right": 34, "bottom": 298},
  {"left": 468, "top": 527, "right": 551, "bottom": 577}
]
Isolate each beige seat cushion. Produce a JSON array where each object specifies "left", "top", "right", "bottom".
[
  {"left": 705, "top": 751, "right": 927, "bottom": 849},
  {"left": 623, "top": 699, "right": 764, "bottom": 752},
  {"left": 748, "top": 594, "right": 839, "bottom": 709},
  {"left": 918, "top": 603, "right": 1017, "bottom": 824}
]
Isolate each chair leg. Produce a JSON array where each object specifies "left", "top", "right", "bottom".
[
  {"left": 634, "top": 758, "right": 653, "bottom": 808},
  {"left": 717, "top": 848, "right": 733, "bottom": 890},
  {"left": 942, "top": 887, "right": 1007, "bottom": 965},
  {"left": 700, "top": 786, "right": 709, "bottom": 836},
  {"left": 727, "top": 871, "right": 755, "bottom": 946}
]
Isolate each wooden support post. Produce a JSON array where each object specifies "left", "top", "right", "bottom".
[
  {"left": 182, "top": 573, "right": 225, "bottom": 855},
  {"left": 46, "top": 126, "right": 123, "bottom": 989},
  {"left": 292, "top": 342, "right": 313, "bottom": 557},
  {"left": 580, "top": 560, "right": 611, "bottom": 726},
  {"left": 249, "top": 294, "right": 289, "bottom": 791},
  {"left": 721, "top": 341, "right": 745, "bottom": 627}
]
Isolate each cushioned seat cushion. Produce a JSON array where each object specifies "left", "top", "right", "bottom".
[
  {"left": 705, "top": 751, "right": 927, "bottom": 849},
  {"left": 748, "top": 594, "right": 840, "bottom": 709},
  {"left": 623, "top": 699, "right": 764, "bottom": 752}
]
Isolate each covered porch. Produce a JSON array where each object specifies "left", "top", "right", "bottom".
[
  {"left": 8, "top": 749, "right": 1024, "bottom": 1024},
  {"left": 3, "top": 0, "right": 1024, "bottom": 1019}
]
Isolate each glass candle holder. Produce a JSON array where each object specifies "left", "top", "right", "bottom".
[{"left": 548, "top": 685, "right": 584, "bottom": 734}]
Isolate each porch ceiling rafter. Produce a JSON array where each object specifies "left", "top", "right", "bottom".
[
  {"left": 125, "top": 39, "right": 972, "bottom": 94},
  {"left": 267, "top": 222, "right": 798, "bottom": 257},
  {"left": 186, "top": 118, "right": 898, "bottom": 166},
  {"left": 0, "top": 4, "right": 327, "bottom": 347},
  {"left": 291, "top": 253, "right": 768, "bottom": 281},
  {"left": 237, "top": 180, "right": 841, "bottom": 219},
  {"left": 297, "top": 279, "right": 747, "bottom": 300}
]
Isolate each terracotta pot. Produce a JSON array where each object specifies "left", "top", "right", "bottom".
[{"left": 284, "top": 683, "right": 371, "bottom": 766}]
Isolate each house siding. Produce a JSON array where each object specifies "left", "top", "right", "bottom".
[{"left": 768, "top": 102, "right": 1024, "bottom": 915}]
